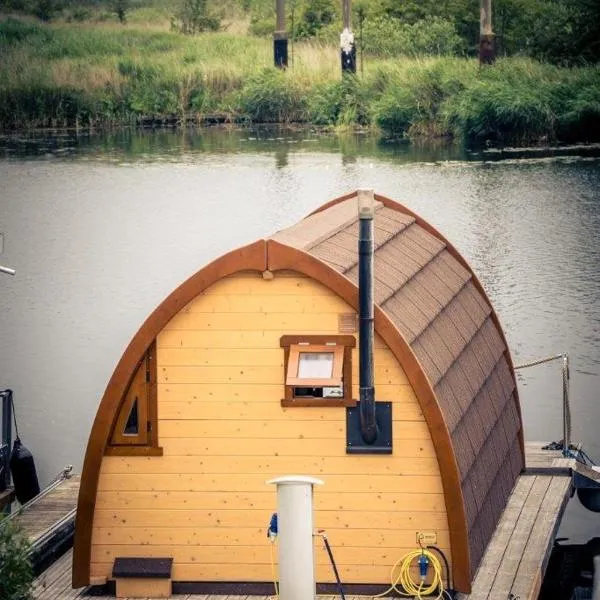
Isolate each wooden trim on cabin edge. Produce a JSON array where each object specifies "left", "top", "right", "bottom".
[
  {"left": 72, "top": 240, "right": 268, "bottom": 589},
  {"left": 308, "top": 191, "right": 525, "bottom": 468},
  {"left": 74, "top": 233, "right": 473, "bottom": 592},
  {"left": 267, "top": 239, "right": 472, "bottom": 593}
]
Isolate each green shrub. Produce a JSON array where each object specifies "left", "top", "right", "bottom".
[
  {"left": 307, "top": 76, "right": 371, "bottom": 126},
  {"left": 171, "top": 0, "right": 221, "bottom": 35},
  {"left": 555, "top": 82, "right": 600, "bottom": 143},
  {"left": 0, "top": 85, "right": 95, "bottom": 128},
  {"left": 373, "top": 60, "right": 472, "bottom": 137},
  {"left": 0, "top": 18, "right": 51, "bottom": 45},
  {"left": 294, "top": 0, "right": 337, "bottom": 39},
  {"left": 361, "top": 17, "right": 465, "bottom": 57},
  {"left": 442, "top": 68, "right": 556, "bottom": 144},
  {"left": 0, "top": 519, "right": 34, "bottom": 600},
  {"left": 237, "top": 68, "right": 307, "bottom": 122}
]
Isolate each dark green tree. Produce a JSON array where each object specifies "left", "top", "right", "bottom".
[
  {"left": 172, "top": 0, "right": 221, "bottom": 34},
  {"left": 114, "top": 0, "right": 128, "bottom": 23},
  {"left": 295, "top": 0, "right": 336, "bottom": 38}
]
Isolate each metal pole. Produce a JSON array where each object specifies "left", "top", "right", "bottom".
[
  {"left": 562, "top": 354, "right": 571, "bottom": 456},
  {"left": 268, "top": 476, "right": 323, "bottom": 600},
  {"left": 340, "top": 0, "right": 356, "bottom": 73},
  {"left": 274, "top": 0, "right": 288, "bottom": 68},
  {"left": 1, "top": 391, "right": 12, "bottom": 493},
  {"left": 358, "top": 189, "right": 377, "bottom": 444},
  {"left": 0, "top": 265, "right": 15, "bottom": 276},
  {"left": 479, "top": 0, "right": 495, "bottom": 64}
]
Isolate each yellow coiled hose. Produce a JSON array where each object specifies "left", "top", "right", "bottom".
[
  {"left": 374, "top": 548, "right": 448, "bottom": 599},
  {"left": 269, "top": 536, "right": 449, "bottom": 600}
]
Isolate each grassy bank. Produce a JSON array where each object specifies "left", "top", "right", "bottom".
[{"left": 1, "top": 18, "right": 599, "bottom": 145}]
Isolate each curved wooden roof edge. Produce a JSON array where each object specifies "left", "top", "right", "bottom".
[
  {"left": 71, "top": 196, "right": 495, "bottom": 592},
  {"left": 72, "top": 240, "right": 268, "bottom": 587},
  {"left": 267, "top": 239, "right": 471, "bottom": 592},
  {"left": 309, "top": 191, "right": 525, "bottom": 463}
]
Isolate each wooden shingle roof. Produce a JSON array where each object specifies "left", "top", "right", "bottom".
[
  {"left": 272, "top": 192, "right": 525, "bottom": 577},
  {"left": 74, "top": 191, "right": 524, "bottom": 593}
]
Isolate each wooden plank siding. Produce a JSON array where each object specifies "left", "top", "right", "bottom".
[{"left": 90, "top": 273, "right": 450, "bottom": 585}]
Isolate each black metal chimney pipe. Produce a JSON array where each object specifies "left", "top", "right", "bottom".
[{"left": 358, "top": 189, "right": 377, "bottom": 444}]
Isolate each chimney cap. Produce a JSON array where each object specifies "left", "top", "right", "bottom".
[{"left": 357, "top": 188, "right": 375, "bottom": 219}]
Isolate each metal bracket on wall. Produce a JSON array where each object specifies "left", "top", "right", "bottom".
[{"left": 346, "top": 402, "right": 393, "bottom": 454}]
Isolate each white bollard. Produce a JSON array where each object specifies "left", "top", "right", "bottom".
[{"left": 267, "top": 475, "right": 323, "bottom": 600}]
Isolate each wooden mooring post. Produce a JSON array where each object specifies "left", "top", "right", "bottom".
[{"left": 479, "top": 0, "right": 496, "bottom": 65}]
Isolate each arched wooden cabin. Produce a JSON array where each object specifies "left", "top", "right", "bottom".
[{"left": 73, "top": 191, "right": 525, "bottom": 595}]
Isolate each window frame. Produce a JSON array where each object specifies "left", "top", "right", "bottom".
[
  {"left": 105, "top": 341, "right": 162, "bottom": 456},
  {"left": 286, "top": 344, "right": 344, "bottom": 387},
  {"left": 280, "top": 335, "right": 356, "bottom": 407}
]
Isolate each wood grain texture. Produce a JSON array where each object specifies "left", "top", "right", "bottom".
[
  {"left": 91, "top": 269, "right": 448, "bottom": 587},
  {"left": 158, "top": 436, "right": 435, "bottom": 457},
  {"left": 79, "top": 227, "right": 474, "bottom": 591},
  {"left": 97, "top": 472, "right": 444, "bottom": 494},
  {"left": 91, "top": 526, "right": 451, "bottom": 548},
  {"left": 95, "top": 489, "right": 446, "bottom": 511},
  {"left": 90, "top": 561, "right": 440, "bottom": 584},
  {"left": 156, "top": 394, "right": 422, "bottom": 420},
  {"left": 73, "top": 240, "right": 267, "bottom": 588},
  {"left": 92, "top": 508, "right": 450, "bottom": 530},
  {"left": 99, "top": 454, "right": 440, "bottom": 476},
  {"left": 266, "top": 239, "right": 470, "bottom": 592}
]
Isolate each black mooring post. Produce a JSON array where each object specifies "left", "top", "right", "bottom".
[
  {"left": 274, "top": 0, "right": 288, "bottom": 68},
  {"left": 341, "top": 44, "right": 356, "bottom": 74},
  {"left": 340, "top": 0, "right": 356, "bottom": 74},
  {"left": 274, "top": 34, "right": 288, "bottom": 68},
  {"left": 358, "top": 190, "right": 377, "bottom": 444}
]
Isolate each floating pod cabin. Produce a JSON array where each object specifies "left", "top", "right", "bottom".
[{"left": 73, "top": 191, "right": 525, "bottom": 595}]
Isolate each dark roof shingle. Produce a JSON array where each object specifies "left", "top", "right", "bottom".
[{"left": 271, "top": 193, "right": 524, "bottom": 578}]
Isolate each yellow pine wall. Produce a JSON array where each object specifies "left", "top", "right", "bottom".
[{"left": 91, "top": 272, "right": 451, "bottom": 583}]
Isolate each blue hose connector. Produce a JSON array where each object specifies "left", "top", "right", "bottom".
[
  {"left": 267, "top": 512, "right": 278, "bottom": 538},
  {"left": 418, "top": 553, "right": 429, "bottom": 580}
]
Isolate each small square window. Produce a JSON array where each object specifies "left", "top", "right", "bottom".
[
  {"left": 286, "top": 345, "right": 344, "bottom": 387},
  {"left": 298, "top": 351, "right": 334, "bottom": 378},
  {"left": 280, "top": 335, "right": 356, "bottom": 407}
]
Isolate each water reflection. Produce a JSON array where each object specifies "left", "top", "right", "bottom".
[
  {"left": 0, "top": 128, "right": 599, "bottom": 551},
  {"left": 0, "top": 126, "right": 470, "bottom": 164}
]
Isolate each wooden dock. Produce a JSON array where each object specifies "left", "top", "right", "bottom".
[
  {"left": 12, "top": 473, "right": 80, "bottom": 546},
  {"left": 457, "top": 442, "right": 574, "bottom": 600},
  {"left": 5, "top": 470, "right": 80, "bottom": 572},
  {"left": 31, "top": 443, "right": 574, "bottom": 600}
]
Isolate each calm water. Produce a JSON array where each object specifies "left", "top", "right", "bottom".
[{"left": 0, "top": 128, "right": 599, "bottom": 543}]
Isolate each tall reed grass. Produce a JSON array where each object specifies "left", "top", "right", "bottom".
[{"left": 1, "top": 17, "right": 599, "bottom": 144}]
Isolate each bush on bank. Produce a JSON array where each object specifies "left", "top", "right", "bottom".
[{"left": 1, "top": 18, "right": 600, "bottom": 145}]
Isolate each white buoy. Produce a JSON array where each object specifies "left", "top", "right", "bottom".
[{"left": 267, "top": 475, "right": 323, "bottom": 600}]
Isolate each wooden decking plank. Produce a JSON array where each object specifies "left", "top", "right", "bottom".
[
  {"left": 487, "top": 475, "right": 552, "bottom": 599},
  {"left": 460, "top": 475, "right": 536, "bottom": 599},
  {"left": 34, "top": 566, "right": 72, "bottom": 599},
  {"left": 33, "top": 550, "right": 73, "bottom": 594},
  {"left": 510, "top": 476, "right": 572, "bottom": 600},
  {"left": 0, "top": 487, "right": 15, "bottom": 509}
]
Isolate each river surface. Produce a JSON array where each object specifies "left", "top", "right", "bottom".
[{"left": 0, "top": 127, "right": 599, "bottom": 544}]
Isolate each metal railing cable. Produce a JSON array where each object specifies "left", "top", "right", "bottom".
[
  {"left": 514, "top": 353, "right": 575, "bottom": 460},
  {"left": 0, "top": 465, "right": 73, "bottom": 526}
]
